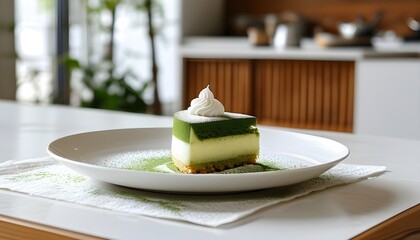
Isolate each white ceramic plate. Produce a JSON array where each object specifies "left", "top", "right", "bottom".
[{"left": 47, "top": 127, "right": 349, "bottom": 193}]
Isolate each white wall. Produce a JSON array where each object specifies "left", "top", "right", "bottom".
[
  {"left": 0, "top": 0, "right": 16, "bottom": 100},
  {"left": 355, "top": 59, "right": 420, "bottom": 140}
]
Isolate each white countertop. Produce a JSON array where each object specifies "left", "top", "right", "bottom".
[
  {"left": 181, "top": 37, "right": 420, "bottom": 61},
  {"left": 1, "top": 100, "right": 420, "bottom": 239}
]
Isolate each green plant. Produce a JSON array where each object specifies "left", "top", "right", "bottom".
[
  {"left": 66, "top": 57, "right": 149, "bottom": 112},
  {"left": 67, "top": 0, "right": 162, "bottom": 114},
  {"left": 139, "top": 0, "right": 162, "bottom": 115}
]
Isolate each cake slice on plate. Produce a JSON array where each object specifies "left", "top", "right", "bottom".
[{"left": 171, "top": 86, "right": 259, "bottom": 174}]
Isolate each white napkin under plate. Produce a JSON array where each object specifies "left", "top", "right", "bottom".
[{"left": 0, "top": 157, "right": 386, "bottom": 227}]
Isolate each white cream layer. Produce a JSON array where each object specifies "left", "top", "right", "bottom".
[{"left": 171, "top": 129, "right": 259, "bottom": 165}]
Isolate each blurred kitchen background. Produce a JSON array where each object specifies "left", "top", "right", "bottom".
[{"left": 1, "top": 0, "right": 420, "bottom": 139}]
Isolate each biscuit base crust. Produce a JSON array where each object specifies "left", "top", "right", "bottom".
[{"left": 172, "top": 155, "right": 257, "bottom": 174}]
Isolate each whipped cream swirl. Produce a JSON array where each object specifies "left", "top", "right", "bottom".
[{"left": 188, "top": 85, "right": 225, "bottom": 117}]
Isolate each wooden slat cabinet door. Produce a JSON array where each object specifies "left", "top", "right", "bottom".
[
  {"left": 254, "top": 60, "right": 354, "bottom": 132},
  {"left": 183, "top": 59, "right": 253, "bottom": 115},
  {"left": 183, "top": 58, "right": 354, "bottom": 132}
]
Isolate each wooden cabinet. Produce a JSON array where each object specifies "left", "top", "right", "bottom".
[
  {"left": 254, "top": 60, "right": 354, "bottom": 132},
  {"left": 183, "top": 58, "right": 354, "bottom": 132},
  {"left": 183, "top": 59, "right": 253, "bottom": 115}
]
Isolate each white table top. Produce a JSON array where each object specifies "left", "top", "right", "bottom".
[{"left": 1, "top": 100, "right": 420, "bottom": 239}]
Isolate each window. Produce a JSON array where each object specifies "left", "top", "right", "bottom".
[
  {"left": 15, "top": 0, "right": 55, "bottom": 103},
  {"left": 13, "top": 0, "right": 181, "bottom": 114}
]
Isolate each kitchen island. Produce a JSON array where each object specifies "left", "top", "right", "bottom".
[{"left": 180, "top": 37, "right": 420, "bottom": 139}]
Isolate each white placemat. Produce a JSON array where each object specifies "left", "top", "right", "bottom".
[{"left": 0, "top": 157, "right": 386, "bottom": 227}]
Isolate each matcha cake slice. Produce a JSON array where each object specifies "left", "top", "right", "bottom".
[{"left": 171, "top": 86, "right": 259, "bottom": 174}]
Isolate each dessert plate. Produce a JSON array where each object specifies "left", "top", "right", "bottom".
[{"left": 47, "top": 127, "right": 349, "bottom": 193}]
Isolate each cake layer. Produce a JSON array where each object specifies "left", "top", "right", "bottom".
[
  {"left": 171, "top": 132, "right": 259, "bottom": 165},
  {"left": 172, "top": 110, "right": 258, "bottom": 143}
]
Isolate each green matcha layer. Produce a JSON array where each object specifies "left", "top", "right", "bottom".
[{"left": 172, "top": 110, "right": 258, "bottom": 142}]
